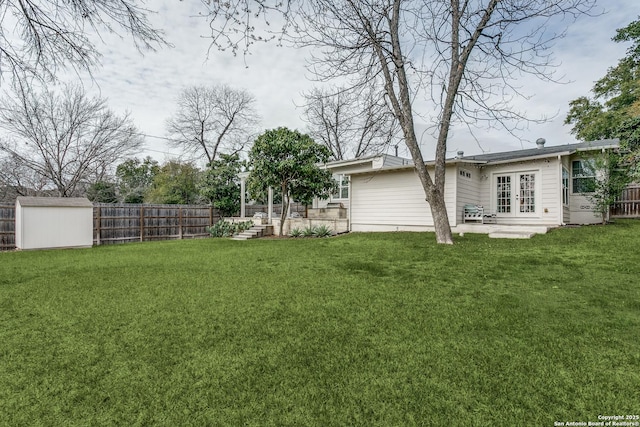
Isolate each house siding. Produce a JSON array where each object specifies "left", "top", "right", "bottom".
[
  {"left": 475, "top": 158, "right": 563, "bottom": 226},
  {"left": 350, "top": 167, "right": 457, "bottom": 232},
  {"left": 568, "top": 154, "right": 601, "bottom": 224},
  {"left": 455, "top": 165, "right": 482, "bottom": 224},
  {"left": 561, "top": 157, "right": 571, "bottom": 224}
]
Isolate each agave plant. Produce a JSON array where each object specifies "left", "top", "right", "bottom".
[
  {"left": 312, "top": 224, "right": 332, "bottom": 238},
  {"left": 302, "top": 226, "right": 316, "bottom": 238}
]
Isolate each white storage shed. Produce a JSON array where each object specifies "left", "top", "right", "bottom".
[{"left": 15, "top": 197, "right": 94, "bottom": 250}]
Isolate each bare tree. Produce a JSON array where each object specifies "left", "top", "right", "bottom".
[
  {"left": 302, "top": 84, "right": 399, "bottom": 160},
  {"left": 0, "top": 84, "right": 143, "bottom": 197},
  {"left": 0, "top": 0, "right": 165, "bottom": 83},
  {"left": 0, "top": 154, "right": 49, "bottom": 202},
  {"left": 166, "top": 85, "right": 260, "bottom": 164},
  {"left": 200, "top": 0, "right": 596, "bottom": 244}
]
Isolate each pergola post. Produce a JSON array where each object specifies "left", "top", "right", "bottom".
[
  {"left": 238, "top": 172, "right": 250, "bottom": 219},
  {"left": 268, "top": 187, "right": 273, "bottom": 224},
  {"left": 240, "top": 175, "right": 246, "bottom": 218}
]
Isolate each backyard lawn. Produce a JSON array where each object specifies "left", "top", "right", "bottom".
[{"left": 1, "top": 221, "right": 639, "bottom": 426}]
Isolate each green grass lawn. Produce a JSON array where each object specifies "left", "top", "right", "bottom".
[{"left": 1, "top": 221, "right": 639, "bottom": 426}]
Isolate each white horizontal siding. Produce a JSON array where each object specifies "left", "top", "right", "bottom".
[
  {"left": 567, "top": 153, "right": 603, "bottom": 224},
  {"left": 17, "top": 205, "right": 93, "bottom": 249},
  {"left": 456, "top": 166, "right": 482, "bottom": 225},
  {"left": 477, "top": 158, "right": 562, "bottom": 226},
  {"left": 350, "top": 167, "right": 456, "bottom": 232}
]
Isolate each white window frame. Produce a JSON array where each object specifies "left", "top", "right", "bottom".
[
  {"left": 562, "top": 167, "right": 570, "bottom": 206},
  {"left": 333, "top": 174, "right": 350, "bottom": 200},
  {"left": 572, "top": 159, "right": 596, "bottom": 194},
  {"left": 491, "top": 170, "right": 540, "bottom": 218}
]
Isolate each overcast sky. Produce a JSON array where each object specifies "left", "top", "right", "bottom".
[{"left": 68, "top": 0, "right": 638, "bottom": 163}]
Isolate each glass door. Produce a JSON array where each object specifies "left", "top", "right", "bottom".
[{"left": 495, "top": 172, "right": 538, "bottom": 217}]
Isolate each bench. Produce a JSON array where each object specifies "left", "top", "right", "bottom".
[
  {"left": 463, "top": 204, "right": 484, "bottom": 223},
  {"left": 463, "top": 204, "right": 497, "bottom": 224}
]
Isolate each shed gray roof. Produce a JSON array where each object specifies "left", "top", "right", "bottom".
[
  {"left": 456, "top": 139, "right": 619, "bottom": 164},
  {"left": 16, "top": 197, "right": 93, "bottom": 208}
]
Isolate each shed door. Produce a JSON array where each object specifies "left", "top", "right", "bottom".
[{"left": 495, "top": 172, "right": 538, "bottom": 217}]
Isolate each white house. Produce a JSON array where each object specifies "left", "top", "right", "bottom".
[
  {"left": 324, "top": 139, "right": 619, "bottom": 233},
  {"left": 314, "top": 154, "right": 413, "bottom": 209}
]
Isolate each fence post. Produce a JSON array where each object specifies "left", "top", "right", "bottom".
[
  {"left": 140, "top": 206, "right": 144, "bottom": 242},
  {"left": 95, "top": 206, "right": 101, "bottom": 246},
  {"left": 209, "top": 206, "right": 213, "bottom": 227},
  {"left": 179, "top": 207, "right": 183, "bottom": 239}
]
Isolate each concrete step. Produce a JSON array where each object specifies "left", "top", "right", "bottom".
[
  {"left": 230, "top": 224, "right": 274, "bottom": 240},
  {"left": 488, "top": 230, "right": 536, "bottom": 239}
]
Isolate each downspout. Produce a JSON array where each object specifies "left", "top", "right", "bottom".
[
  {"left": 348, "top": 174, "right": 352, "bottom": 232},
  {"left": 558, "top": 155, "right": 565, "bottom": 226}
]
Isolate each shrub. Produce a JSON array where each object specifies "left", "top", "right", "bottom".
[
  {"left": 208, "top": 220, "right": 254, "bottom": 238},
  {"left": 290, "top": 228, "right": 303, "bottom": 238}
]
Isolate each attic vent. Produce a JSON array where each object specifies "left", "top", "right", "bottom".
[
  {"left": 536, "top": 138, "right": 546, "bottom": 149},
  {"left": 456, "top": 150, "right": 464, "bottom": 158}
]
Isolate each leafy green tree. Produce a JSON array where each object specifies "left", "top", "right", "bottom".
[
  {"left": 247, "top": 127, "right": 337, "bottom": 236},
  {"left": 565, "top": 19, "right": 640, "bottom": 218},
  {"left": 566, "top": 19, "right": 640, "bottom": 145},
  {"left": 86, "top": 181, "right": 119, "bottom": 203},
  {"left": 588, "top": 153, "right": 633, "bottom": 224},
  {"left": 116, "top": 157, "right": 160, "bottom": 203},
  {"left": 145, "top": 161, "right": 202, "bottom": 205},
  {"left": 200, "top": 153, "right": 244, "bottom": 217}
]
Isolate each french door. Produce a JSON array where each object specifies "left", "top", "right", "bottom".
[{"left": 495, "top": 172, "right": 538, "bottom": 217}]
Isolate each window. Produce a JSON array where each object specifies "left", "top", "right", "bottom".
[
  {"left": 562, "top": 167, "right": 569, "bottom": 205},
  {"left": 496, "top": 175, "right": 511, "bottom": 213},
  {"left": 459, "top": 169, "right": 471, "bottom": 179},
  {"left": 572, "top": 160, "right": 596, "bottom": 193},
  {"left": 333, "top": 174, "right": 350, "bottom": 199},
  {"left": 519, "top": 173, "right": 536, "bottom": 213}
]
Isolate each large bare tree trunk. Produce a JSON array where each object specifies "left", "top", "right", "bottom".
[{"left": 375, "top": 0, "right": 454, "bottom": 244}]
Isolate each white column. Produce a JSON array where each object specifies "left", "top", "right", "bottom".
[
  {"left": 268, "top": 187, "right": 273, "bottom": 224},
  {"left": 240, "top": 176, "right": 246, "bottom": 218}
]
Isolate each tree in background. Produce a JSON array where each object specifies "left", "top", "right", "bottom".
[
  {"left": 565, "top": 19, "right": 640, "bottom": 146},
  {"left": 302, "top": 84, "right": 399, "bottom": 160},
  {"left": 145, "top": 161, "right": 202, "bottom": 205},
  {"left": 0, "top": 84, "right": 142, "bottom": 197},
  {"left": 116, "top": 157, "right": 160, "bottom": 203},
  {"left": 200, "top": 0, "right": 597, "bottom": 244},
  {"left": 247, "top": 127, "right": 336, "bottom": 236},
  {"left": 86, "top": 181, "right": 119, "bottom": 203},
  {"left": 587, "top": 153, "right": 632, "bottom": 224},
  {"left": 166, "top": 85, "right": 260, "bottom": 164},
  {"left": 200, "top": 153, "right": 244, "bottom": 217},
  {"left": 0, "top": 0, "right": 165, "bottom": 84},
  {"left": 0, "top": 154, "right": 50, "bottom": 202},
  {"left": 565, "top": 19, "right": 640, "bottom": 218}
]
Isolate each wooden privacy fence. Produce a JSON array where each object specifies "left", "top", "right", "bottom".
[
  {"left": 0, "top": 205, "right": 15, "bottom": 251},
  {"left": 0, "top": 202, "right": 310, "bottom": 250},
  {"left": 94, "top": 204, "right": 221, "bottom": 245},
  {"left": 610, "top": 185, "right": 640, "bottom": 218},
  {"left": 94, "top": 203, "right": 307, "bottom": 245}
]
